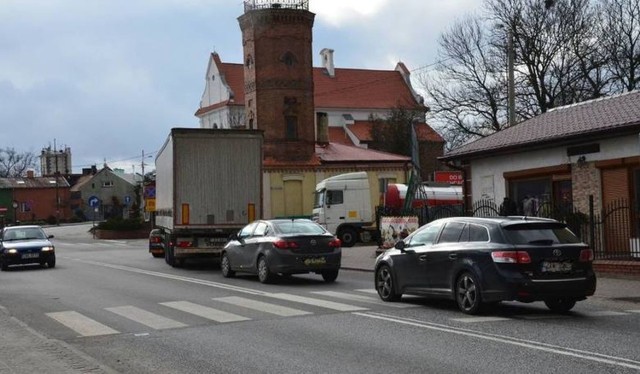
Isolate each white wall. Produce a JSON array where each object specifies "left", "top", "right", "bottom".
[{"left": 470, "top": 134, "right": 640, "bottom": 203}]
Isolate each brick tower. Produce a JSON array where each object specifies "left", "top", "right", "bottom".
[{"left": 238, "top": 1, "right": 316, "bottom": 162}]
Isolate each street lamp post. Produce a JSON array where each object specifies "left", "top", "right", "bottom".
[{"left": 12, "top": 200, "right": 18, "bottom": 225}]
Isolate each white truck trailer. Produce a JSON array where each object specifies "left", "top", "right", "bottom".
[{"left": 154, "top": 128, "right": 263, "bottom": 267}]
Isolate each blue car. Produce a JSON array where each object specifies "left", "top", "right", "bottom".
[{"left": 0, "top": 225, "right": 56, "bottom": 270}]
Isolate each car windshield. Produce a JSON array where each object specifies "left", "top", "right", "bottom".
[
  {"left": 274, "top": 221, "right": 326, "bottom": 235},
  {"left": 502, "top": 223, "right": 581, "bottom": 245},
  {"left": 3, "top": 228, "right": 47, "bottom": 241}
]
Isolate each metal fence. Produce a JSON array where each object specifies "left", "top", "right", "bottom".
[{"left": 377, "top": 195, "right": 640, "bottom": 261}]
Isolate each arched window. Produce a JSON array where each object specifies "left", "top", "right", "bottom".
[{"left": 281, "top": 51, "right": 297, "bottom": 67}]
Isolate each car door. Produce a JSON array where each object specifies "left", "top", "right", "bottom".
[
  {"left": 242, "top": 222, "right": 269, "bottom": 268},
  {"left": 424, "top": 221, "right": 466, "bottom": 293},
  {"left": 393, "top": 221, "right": 443, "bottom": 292},
  {"left": 232, "top": 222, "right": 257, "bottom": 270}
]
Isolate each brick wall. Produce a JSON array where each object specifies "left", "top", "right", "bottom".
[
  {"left": 594, "top": 260, "right": 640, "bottom": 279},
  {"left": 571, "top": 162, "right": 601, "bottom": 213}
]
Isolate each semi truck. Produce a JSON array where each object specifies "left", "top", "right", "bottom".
[
  {"left": 312, "top": 171, "right": 462, "bottom": 247},
  {"left": 154, "top": 128, "right": 263, "bottom": 267}
]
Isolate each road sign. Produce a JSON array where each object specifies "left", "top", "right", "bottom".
[
  {"left": 88, "top": 196, "right": 100, "bottom": 208},
  {"left": 124, "top": 195, "right": 131, "bottom": 205}
]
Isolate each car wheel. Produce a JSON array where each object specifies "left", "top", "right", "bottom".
[
  {"left": 47, "top": 257, "right": 56, "bottom": 269},
  {"left": 338, "top": 228, "right": 358, "bottom": 248},
  {"left": 456, "top": 272, "right": 482, "bottom": 314},
  {"left": 257, "top": 256, "right": 274, "bottom": 284},
  {"left": 375, "top": 265, "right": 401, "bottom": 302},
  {"left": 544, "top": 298, "right": 576, "bottom": 313},
  {"left": 221, "top": 253, "right": 235, "bottom": 278},
  {"left": 1, "top": 259, "right": 8, "bottom": 271},
  {"left": 321, "top": 269, "right": 339, "bottom": 283}
]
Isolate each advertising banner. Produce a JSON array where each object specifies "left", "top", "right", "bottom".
[{"left": 380, "top": 216, "right": 419, "bottom": 249}]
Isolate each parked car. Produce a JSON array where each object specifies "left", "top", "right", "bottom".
[
  {"left": 374, "top": 216, "right": 596, "bottom": 314},
  {"left": 221, "top": 219, "right": 342, "bottom": 283},
  {"left": 0, "top": 225, "right": 56, "bottom": 270},
  {"left": 149, "top": 228, "right": 165, "bottom": 258}
]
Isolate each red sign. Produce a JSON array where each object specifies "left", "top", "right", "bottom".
[
  {"left": 434, "top": 171, "right": 463, "bottom": 185},
  {"left": 0, "top": 207, "right": 7, "bottom": 213}
]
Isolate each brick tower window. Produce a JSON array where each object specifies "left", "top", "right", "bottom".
[
  {"left": 281, "top": 51, "right": 297, "bottom": 67},
  {"left": 286, "top": 116, "right": 298, "bottom": 139}
]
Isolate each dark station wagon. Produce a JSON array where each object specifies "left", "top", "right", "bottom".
[{"left": 374, "top": 216, "right": 596, "bottom": 314}]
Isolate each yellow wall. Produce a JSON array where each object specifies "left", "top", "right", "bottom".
[{"left": 266, "top": 169, "right": 407, "bottom": 219}]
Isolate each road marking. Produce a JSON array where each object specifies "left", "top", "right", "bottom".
[
  {"left": 626, "top": 310, "right": 640, "bottom": 313},
  {"left": 354, "top": 289, "right": 378, "bottom": 294},
  {"left": 310, "top": 291, "right": 414, "bottom": 308},
  {"left": 266, "top": 293, "right": 368, "bottom": 312},
  {"left": 105, "top": 306, "right": 187, "bottom": 330},
  {"left": 519, "top": 314, "right": 571, "bottom": 320},
  {"left": 160, "top": 301, "right": 250, "bottom": 323},
  {"left": 450, "top": 316, "right": 511, "bottom": 323},
  {"left": 355, "top": 311, "right": 640, "bottom": 371},
  {"left": 46, "top": 311, "right": 119, "bottom": 337},
  {"left": 214, "top": 296, "right": 312, "bottom": 317},
  {"left": 580, "top": 311, "right": 629, "bottom": 317}
]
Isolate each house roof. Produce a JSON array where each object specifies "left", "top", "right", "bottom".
[
  {"left": 345, "top": 121, "right": 445, "bottom": 144},
  {"left": 328, "top": 127, "right": 354, "bottom": 145},
  {"left": 0, "top": 176, "right": 70, "bottom": 189},
  {"left": 196, "top": 54, "right": 426, "bottom": 116},
  {"left": 315, "top": 142, "right": 411, "bottom": 163},
  {"left": 70, "top": 175, "right": 93, "bottom": 192},
  {"left": 443, "top": 90, "right": 640, "bottom": 161}
]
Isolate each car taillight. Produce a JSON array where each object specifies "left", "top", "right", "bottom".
[
  {"left": 491, "top": 251, "right": 531, "bottom": 264},
  {"left": 579, "top": 248, "right": 594, "bottom": 262},
  {"left": 329, "top": 238, "right": 342, "bottom": 248},
  {"left": 150, "top": 237, "right": 161, "bottom": 243},
  {"left": 273, "top": 240, "right": 299, "bottom": 249},
  {"left": 177, "top": 241, "right": 193, "bottom": 248}
]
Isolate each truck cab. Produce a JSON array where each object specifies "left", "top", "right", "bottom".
[{"left": 312, "top": 172, "right": 374, "bottom": 247}]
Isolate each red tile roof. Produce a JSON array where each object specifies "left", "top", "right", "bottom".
[
  {"left": 443, "top": 90, "right": 640, "bottom": 160},
  {"left": 344, "top": 121, "right": 444, "bottom": 144},
  {"left": 328, "top": 127, "right": 354, "bottom": 145},
  {"left": 315, "top": 143, "right": 410, "bottom": 163},
  {"left": 196, "top": 54, "right": 426, "bottom": 116}
]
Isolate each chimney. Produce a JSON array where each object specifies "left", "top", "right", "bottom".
[
  {"left": 320, "top": 48, "right": 335, "bottom": 78},
  {"left": 316, "top": 112, "right": 329, "bottom": 144},
  {"left": 26, "top": 170, "right": 35, "bottom": 178}
]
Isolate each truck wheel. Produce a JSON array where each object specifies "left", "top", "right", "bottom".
[
  {"left": 165, "top": 245, "right": 176, "bottom": 267},
  {"left": 338, "top": 228, "right": 358, "bottom": 247}
]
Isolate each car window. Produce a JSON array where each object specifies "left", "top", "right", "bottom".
[
  {"left": 469, "top": 224, "right": 489, "bottom": 242},
  {"left": 407, "top": 222, "right": 443, "bottom": 247},
  {"left": 3, "top": 228, "right": 46, "bottom": 240},
  {"left": 274, "top": 221, "right": 326, "bottom": 235},
  {"left": 503, "top": 223, "right": 581, "bottom": 244},
  {"left": 253, "top": 222, "right": 268, "bottom": 236},
  {"left": 438, "top": 222, "right": 465, "bottom": 243},
  {"left": 239, "top": 222, "right": 258, "bottom": 238}
]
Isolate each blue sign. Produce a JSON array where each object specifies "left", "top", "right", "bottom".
[
  {"left": 124, "top": 196, "right": 131, "bottom": 205},
  {"left": 88, "top": 196, "right": 100, "bottom": 208}
]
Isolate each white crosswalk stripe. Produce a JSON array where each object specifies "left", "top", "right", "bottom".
[
  {"left": 214, "top": 296, "right": 312, "bottom": 317},
  {"left": 580, "top": 311, "right": 629, "bottom": 317},
  {"left": 519, "top": 314, "right": 571, "bottom": 320},
  {"left": 625, "top": 310, "right": 640, "bottom": 314},
  {"left": 160, "top": 301, "right": 251, "bottom": 323},
  {"left": 310, "top": 291, "right": 414, "bottom": 308},
  {"left": 265, "top": 293, "right": 368, "bottom": 312},
  {"left": 450, "top": 316, "right": 512, "bottom": 323},
  {"left": 105, "top": 306, "right": 187, "bottom": 330},
  {"left": 47, "top": 311, "right": 119, "bottom": 337},
  {"left": 355, "top": 289, "right": 378, "bottom": 295}
]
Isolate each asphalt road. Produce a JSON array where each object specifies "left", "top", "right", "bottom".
[{"left": 1, "top": 223, "right": 639, "bottom": 373}]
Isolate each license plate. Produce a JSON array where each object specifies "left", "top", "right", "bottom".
[
  {"left": 21, "top": 253, "right": 40, "bottom": 259},
  {"left": 541, "top": 261, "right": 572, "bottom": 273},
  {"left": 303, "top": 257, "right": 326, "bottom": 266}
]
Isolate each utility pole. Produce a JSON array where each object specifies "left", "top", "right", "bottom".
[
  {"left": 54, "top": 139, "right": 60, "bottom": 225},
  {"left": 507, "top": 27, "right": 516, "bottom": 127}
]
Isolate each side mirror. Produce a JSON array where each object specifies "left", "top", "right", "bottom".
[
  {"left": 48, "top": 235, "right": 55, "bottom": 239},
  {"left": 394, "top": 241, "right": 406, "bottom": 250},
  {"left": 228, "top": 233, "right": 239, "bottom": 241}
]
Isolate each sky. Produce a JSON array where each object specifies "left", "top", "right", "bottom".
[{"left": 0, "top": 0, "right": 482, "bottom": 175}]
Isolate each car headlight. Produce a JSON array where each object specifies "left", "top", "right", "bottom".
[
  {"left": 41, "top": 246, "right": 55, "bottom": 252},
  {"left": 6, "top": 249, "right": 18, "bottom": 254}
]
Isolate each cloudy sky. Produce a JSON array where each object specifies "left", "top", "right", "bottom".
[{"left": 0, "top": 0, "right": 481, "bottom": 174}]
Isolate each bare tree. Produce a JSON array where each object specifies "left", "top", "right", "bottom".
[
  {"left": 420, "top": 17, "right": 508, "bottom": 150},
  {"left": 599, "top": 0, "right": 640, "bottom": 92},
  {"left": 0, "top": 148, "right": 38, "bottom": 177}
]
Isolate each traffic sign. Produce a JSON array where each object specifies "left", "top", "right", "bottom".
[
  {"left": 88, "top": 196, "right": 100, "bottom": 208},
  {"left": 124, "top": 196, "right": 131, "bottom": 205}
]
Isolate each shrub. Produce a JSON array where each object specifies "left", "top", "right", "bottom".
[{"left": 96, "top": 218, "right": 144, "bottom": 231}]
